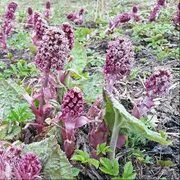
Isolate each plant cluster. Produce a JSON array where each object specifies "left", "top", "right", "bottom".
[
  {"left": 0, "top": 0, "right": 178, "bottom": 179},
  {"left": 0, "top": 2, "right": 18, "bottom": 49}
]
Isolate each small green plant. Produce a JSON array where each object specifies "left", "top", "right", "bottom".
[
  {"left": 1, "top": 59, "right": 38, "bottom": 79},
  {"left": 8, "top": 30, "right": 31, "bottom": 50},
  {"left": 71, "top": 150, "right": 99, "bottom": 168},
  {"left": 7, "top": 104, "right": 34, "bottom": 123},
  {"left": 96, "top": 143, "right": 112, "bottom": 156},
  {"left": 99, "top": 157, "right": 119, "bottom": 176},
  {"left": 113, "top": 161, "right": 136, "bottom": 180}
]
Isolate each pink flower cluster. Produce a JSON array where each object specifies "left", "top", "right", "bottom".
[
  {"left": 145, "top": 69, "right": 171, "bottom": 98},
  {"left": 173, "top": 3, "right": 180, "bottom": 26},
  {"left": 109, "top": 12, "right": 131, "bottom": 31},
  {"left": 61, "top": 23, "right": 74, "bottom": 50},
  {"left": 61, "top": 87, "right": 84, "bottom": 118},
  {"left": 67, "top": 8, "right": 84, "bottom": 25},
  {"left": 109, "top": 6, "right": 141, "bottom": 32},
  {"left": 0, "top": 145, "right": 42, "bottom": 180},
  {"left": 0, "top": 2, "right": 18, "bottom": 49},
  {"left": 132, "top": 69, "right": 171, "bottom": 119},
  {"left": 35, "top": 27, "right": 70, "bottom": 72},
  {"left": 32, "top": 12, "right": 48, "bottom": 45},
  {"left": 132, "top": 5, "right": 141, "bottom": 22},
  {"left": 104, "top": 37, "right": 134, "bottom": 82},
  {"left": 26, "top": 7, "right": 34, "bottom": 28},
  {"left": 60, "top": 87, "right": 85, "bottom": 158},
  {"left": 149, "top": 0, "right": 166, "bottom": 22},
  {"left": 44, "top": 1, "right": 52, "bottom": 20}
]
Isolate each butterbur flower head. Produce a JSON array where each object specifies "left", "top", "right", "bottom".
[
  {"left": 109, "top": 13, "right": 131, "bottom": 31},
  {"left": 79, "top": 8, "right": 84, "bottom": 15},
  {"left": 46, "top": 1, "right": 51, "bottom": 9},
  {"left": 15, "top": 152, "right": 42, "bottom": 180},
  {"left": 27, "top": 7, "right": 33, "bottom": 15},
  {"left": 104, "top": 37, "right": 134, "bottom": 80},
  {"left": 173, "top": 3, "right": 180, "bottom": 26},
  {"left": 61, "top": 23, "right": 74, "bottom": 50},
  {"left": 33, "top": 13, "right": 48, "bottom": 44},
  {"left": 157, "top": 0, "right": 166, "bottom": 6},
  {"left": 149, "top": 5, "right": 160, "bottom": 22},
  {"left": 44, "top": 1, "right": 51, "bottom": 19},
  {"left": 61, "top": 87, "right": 84, "bottom": 118},
  {"left": 119, "top": 13, "right": 131, "bottom": 23},
  {"left": 7, "top": 2, "right": 18, "bottom": 13},
  {"left": 132, "top": 6, "right": 138, "bottom": 13},
  {"left": 35, "top": 27, "right": 70, "bottom": 72},
  {"left": 145, "top": 69, "right": 171, "bottom": 98},
  {"left": 5, "top": 11, "right": 15, "bottom": 20}
]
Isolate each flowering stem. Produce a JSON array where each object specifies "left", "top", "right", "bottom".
[
  {"left": 38, "top": 71, "right": 49, "bottom": 124},
  {"left": 109, "top": 109, "right": 122, "bottom": 159}
]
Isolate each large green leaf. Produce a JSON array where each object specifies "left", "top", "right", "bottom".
[
  {"left": 104, "top": 91, "right": 171, "bottom": 145},
  {"left": 22, "top": 136, "right": 73, "bottom": 180},
  {"left": 0, "top": 80, "right": 29, "bottom": 120}
]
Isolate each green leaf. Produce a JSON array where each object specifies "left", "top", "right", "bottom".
[
  {"left": 71, "top": 150, "right": 99, "bottom": 168},
  {"left": 22, "top": 136, "right": 73, "bottom": 180},
  {"left": 88, "top": 158, "right": 99, "bottom": 169},
  {"left": 122, "top": 161, "right": 136, "bottom": 180},
  {"left": 71, "top": 150, "right": 90, "bottom": 163},
  {"left": 67, "top": 41, "right": 87, "bottom": 74},
  {"left": 103, "top": 91, "right": 171, "bottom": 145},
  {"left": 96, "top": 143, "right": 112, "bottom": 155},
  {"left": 7, "top": 104, "right": 34, "bottom": 123},
  {"left": 157, "top": 160, "right": 174, "bottom": 167},
  {"left": 72, "top": 167, "right": 80, "bottom": 177},
  {"left": 99, "top": 158, "right": 119, "bottom": 176},
  {"left": 0, "top": 80, "right": 30, "bottom": 120}
]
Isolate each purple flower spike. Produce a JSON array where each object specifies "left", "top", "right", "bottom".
[
  {"left": 15, "top": 152, "right": 42, "bottom": 180},
  {"left": 46, "top": 1, "right": 51, "bottom": 9},
  {"left": 132, "top": 6, "right": 138, "bottom": 13},
  {"left": 61, "top": 22, "right": 74, "bottom": 50},
  {"left": 28, "top": 7, "right": 33, "bottom": 15},
  {"left": 109, "top": 13, "right": 131, "bottom": 31},
  {"left": 149, "top": 5, "right": 161, "bottom": 22},
  {"left": 0, "top": 2, "right": 18, "bottom": 49},
  {"left": 157, "top": 0, "right": 166, "bottom": 6},
  {"left": 35, "top": 27, "right": 70, "bottom": 72},
  {"left": 132, "top": 5, "right": 141, "bottom": 22},
  {"left": 104, "top": 37, "right": 134, "bottom": 82},
  {"left": 44, "top": 1, "right": 52, "bottom": 19},
  {"left": 67, "top": 8, "right": 85, "bottom": 25},
  {"left": 32, "top": 12, "right": 48, "bottom": 45},
  {"left": 26, "top": 7, "right": 34, "bottom": 28},
  {"left": 7, "top": 2, "right": 18, "bottom": 13},
  {"left": 173, "top": 3, "right": 180, "bottom": 26},
  {"left": 61, "top": 87, "right": 84, "bottom": 118},
  {"left": 145, "top": 69, "right": 171, "bottom": 98}
]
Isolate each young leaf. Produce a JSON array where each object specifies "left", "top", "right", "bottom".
[
  {"left": 99, "top": 157, "right": 119, "bottom": 176},
  {"left": 122, "top": 161, "right": 136, "bottom": 180},
  {"left": 96, "top": 143, "right": 112, "bottom": 155},
  {"left": 88, "top": 158, "right": 99, "bottom": 169},
  {"left": 71, "top": 150, "right": 99, "bottom": 168},
  {"left": 0, "top": 80, "right": 31, "bottom": 120}
]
